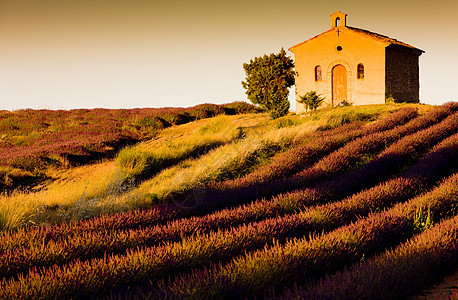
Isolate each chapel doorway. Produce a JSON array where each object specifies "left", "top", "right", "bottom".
[{"left": 332, "top": 64, "right": 347, "bottom": 105}]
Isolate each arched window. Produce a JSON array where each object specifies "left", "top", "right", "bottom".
[
  {"left": 357, "top": 63, "right": 364, "bottom": 79},
  {"left": 315, "top": 65, "right": 322, "bottom": 81},
  {"left": 335, "top": 17, "right": 341, "bottom": 27}
]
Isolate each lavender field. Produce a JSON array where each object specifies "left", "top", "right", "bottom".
[
  {"left": 1, "top": 102, "right": 458, "bottom": 299},
  {"left": 0, "top": 102, "right": 258, "bottom": 191}
]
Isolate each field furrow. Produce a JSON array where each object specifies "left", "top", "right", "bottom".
[
  {"left": 2, "top": 128, "right": 457, "bottom": 282},
  {"left": 159, "top": 172, "right": 458, "bottom": 299},
  {"left": 0, "top": 107, "right": 420, "bottom": 244},
  {"left": 192, "top": 104, "right": 458, "bottom": 212},
  {"left": 0, "top": 105, "right": 455, "bottom": 257},
  {"left": 282, "top": 208, "right": 458, "bottom": 299},
  {"left": 220, "top": 106, "right": 418, "bottom": 187},
  {"left": 2, "top": 103, "right": 458, "bottom": 299},
  {"left": 1, "top": 132, "right": 457, "bottom": 297}
]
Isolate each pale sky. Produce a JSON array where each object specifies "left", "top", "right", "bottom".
[{"left": 0, "top": 0, "right": 457, "bottom": 111}]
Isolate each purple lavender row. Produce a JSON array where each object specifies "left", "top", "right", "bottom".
[
  {"left": 159, "top": 172, "right": 458, "bottom": 299},
  {"left": 0, "top": 107, "right": 419, "bottom": 248},
  {"left": 195, "top": 104, "right": 458, "bottom": 213},
  {"left": 0, "top": 105, "right": 452, "bottom": 255},
  {"left": 315, "top": 110, "right": 458, "bottom": 198},
  {"left": 219, "top": 106, "right": 418, "bottom": 188},
  {"left": 0, "top": 171, "right": 451, "bottom": 300},
  {"left": 280, "top": 198, "right": 458, "bottom": 299},
  {"left": 1, "top": 124, "right": 457, "bottom": 282},
  {"left": 1, "top": 131, "right": 457, "bottom": 297}
]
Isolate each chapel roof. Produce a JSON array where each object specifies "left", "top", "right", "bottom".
[
  {"left": 346, "top": 26, "right": 424, "bottom": 54},
  {"left": 289, "top": 12, "right": 424, "bottom": 55}
]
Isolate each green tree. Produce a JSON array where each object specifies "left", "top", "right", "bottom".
[
  {"left": 298, "top": 91, "right": 325, "bottom": 111},
  {"left": 241, "top": 48, "right": 295, "bottom": 119}
]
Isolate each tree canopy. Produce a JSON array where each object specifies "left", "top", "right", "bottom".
[{"left": 241, "top": 48, "right": 295, "bottom": 119}]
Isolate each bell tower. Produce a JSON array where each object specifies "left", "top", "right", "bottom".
[{"left": 331, "top": 11, "right": 347, "bottom": 29}]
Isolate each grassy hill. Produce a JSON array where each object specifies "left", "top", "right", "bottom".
[
  {"left": 1, "top": 102, "right": 458, "bottom": 299},
  {"left": 0, "top": 102, "right": 259, "bottom": 191}
]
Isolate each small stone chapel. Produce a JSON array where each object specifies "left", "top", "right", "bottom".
[{"left": 289, "top": 11, "right": 424, "bottom": 113}]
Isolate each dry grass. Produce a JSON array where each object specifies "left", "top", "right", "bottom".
[
  {"left": 116, "top": 115, "right": 246, "bottom": 178},
  {"left": 0, "top": 104, "right": 430, "bottom": 230},
  {"left": 132, "top": 124, "right": 315, "bottom": 205},
  {"left": 0, "top": 162, "right": 125, "bottom": 228},
  {"left": 0, "top": 114, "right": 270, "bottom": 228}
]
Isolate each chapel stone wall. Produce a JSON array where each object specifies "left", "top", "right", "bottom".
[{"left": 385, "top": 45, "right": 420, "bottom": 103}]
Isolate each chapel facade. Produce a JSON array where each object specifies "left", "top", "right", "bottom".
[{"left": 289, "top": 11, "right": 424, "bottom": 113}]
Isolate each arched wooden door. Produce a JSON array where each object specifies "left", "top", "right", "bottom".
[{"left": 332, "top": 64, "right": 347, "bottom": 104}]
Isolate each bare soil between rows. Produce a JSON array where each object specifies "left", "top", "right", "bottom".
[{"left": 413, "top": 268, "right": 458, "bottom": 299}]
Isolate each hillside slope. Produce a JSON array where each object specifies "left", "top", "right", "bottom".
[
  {"left": 0, "top": 102, "right": 259, "bottom": 191},
  {"left": 0, "top": 103, "right": 422, "bottom": 229},
  {"left": 1, "top": 102, "right": 457, "bottom": 299}
]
